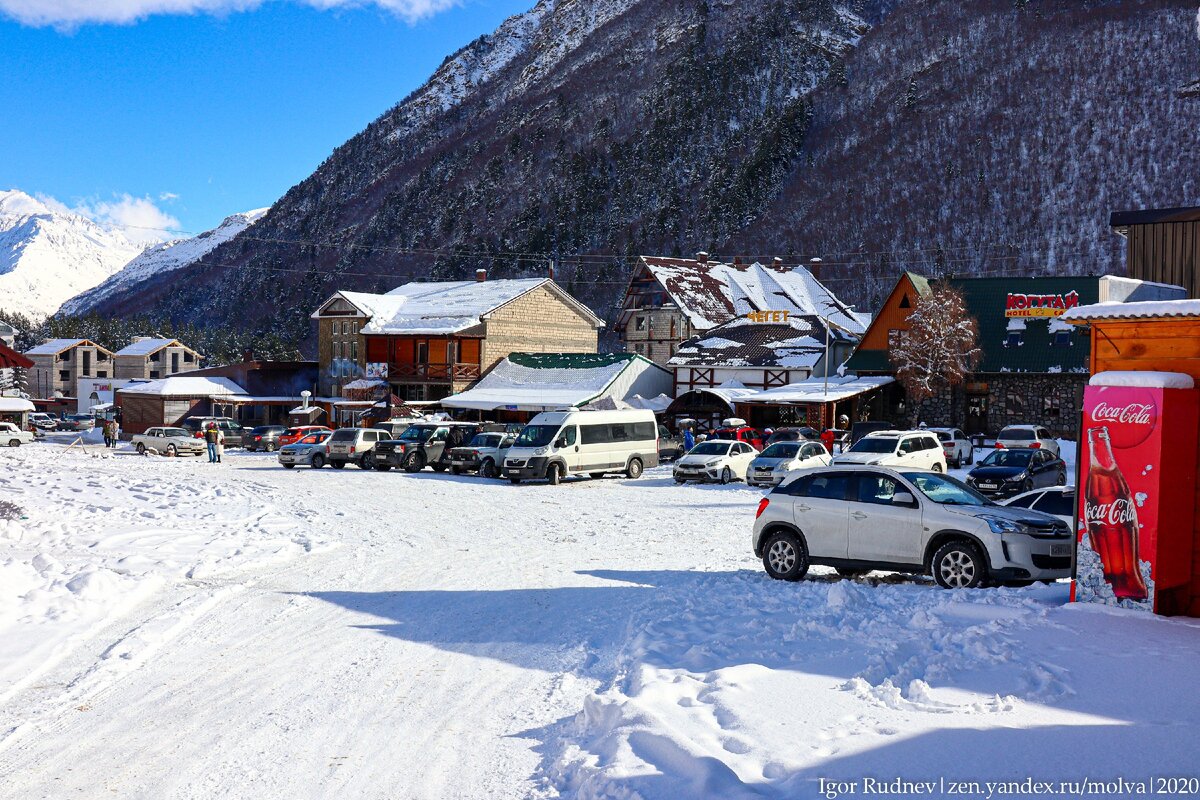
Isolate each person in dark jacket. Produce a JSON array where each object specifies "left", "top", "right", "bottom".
[{"left": 205, "top": 423, "right": 219, "bottom": 463}]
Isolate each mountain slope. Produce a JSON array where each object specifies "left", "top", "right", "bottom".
[
  {"left": 58, "top": 208, "right": 269, "bottom": 316},
  {"left": 106, "top": 0, "right": 1200, "bottom": 345},
  {"left": 0, "top": 191, "right": 143, "bottom": 319}
]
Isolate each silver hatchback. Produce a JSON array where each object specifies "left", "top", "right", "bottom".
[{"left": 752, "top": 465, "right": 1072, "bottom": 588}]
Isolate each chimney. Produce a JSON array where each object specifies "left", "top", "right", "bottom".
[
  {"left": 243, "top": 348, "right": 254, "bottom": 363},
  {"left": 476, "top": 268, "right": 487, "bottom": 282},
  {"left": 773, "top": 257, "right": 783, "bottom": 268},
  {"left": 808, "top": 257, "right": 822, "bottom": 280},
  {"left": 695, "top": 251, "right": 709, "bottom": 265},
  {"left": 548, "top": 260, "right": 555, "bottom": 280},
  {"left": 733, "top": 256, "right": 742, "bottom": 266}
]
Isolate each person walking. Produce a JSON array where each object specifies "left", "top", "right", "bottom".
[
  {"left": 214, "top": 425, "right": 226, "bottom": 464},
  {"left": 683, "top": 426, "right": 695, "bottom": 452},
  {"left": 102, "top": 419, "right": 113, "bottom": 448},
  {"left": 111, "top": 418, "right": 120, "bottom": 448},
  {"left": 205, "top": 423, "right": 219, "bottom": 463}
]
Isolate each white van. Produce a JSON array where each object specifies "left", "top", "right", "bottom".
[{"left": 503, "top": 409, "right": 660, "bottom": 484}]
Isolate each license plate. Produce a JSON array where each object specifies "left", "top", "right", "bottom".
[
  {"left": 979, "top": 483, "right": 997, "bottom": 489},
  {"left": 1051, "top": 544, "right": 1071, "bottom": 556}
]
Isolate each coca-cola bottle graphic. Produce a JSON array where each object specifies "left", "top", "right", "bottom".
[{"left": 1084, "top": 426, "right": 1148, "bottom": 600}]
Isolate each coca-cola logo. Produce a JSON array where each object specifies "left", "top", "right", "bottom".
[
  {"left": 1089, "top": 388, "right": 1158, "bottom": 448},
  {"left": 1085, "top": 499, "right": 1137, "bottom": 527}
]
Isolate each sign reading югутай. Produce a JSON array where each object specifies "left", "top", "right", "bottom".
[{"left": 1005, "top": 290, "right": 1080, "bottom": 318}]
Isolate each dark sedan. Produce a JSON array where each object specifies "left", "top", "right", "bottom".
[
  {"left": 966, "top": 447, "right": 1067, "bottom": 497},
  {"left": 244, "top": 425, "right": 287, "bottom": 452}
]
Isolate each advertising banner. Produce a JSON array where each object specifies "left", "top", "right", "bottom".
[
  {"left": 1075, "top": 375, "right": 1199, "bottom": 613},
  {"left": 365, "top": 362, "right": 388, "bottom": 380}
]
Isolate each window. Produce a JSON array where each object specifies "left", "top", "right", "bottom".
[
  {"left": 562, "top": 426, "right": 577, "bottom": 446},
  {"left": 1051, "top": 331, "right": 1073, "bottom": 347},
  {"left": 807, "top": 474, "right": 850, "bottom": 500},
  {"left": 81, "top": 351, "right": 91, "bottom": 376},
  {"left": 172, "top": 353, "right": 180, "bottom": 373},
  {"left": 611, "top": 423, "right": 629, "bottom": 441},
  {"left": 1006, "top": 393, "right": 1027, "bottom": 416},
  {"left": 633, "top": 422, "right": 656, "bottom": 440},
  {"left": 899, "top": 294, "right": 911, "bottom": 309},
  {"left": 898, "top": 438, "right": 916, "bottom": 455},
  {"left": 1043, "top": 397, "right": 1061, "bottom": 418},
  {"left": 416, "top": 342, "right": 428, "bottom": 364},
  {"left": 1003, "top": 331, "right": 1024, "bottom": 348},
  {"left": 351, "top": 340, "right": 359, "bottom": 361},
  {"left": 854, "top": 474, "right": 899, "bottom": 505},
  {"left": 581, "top": 424, "right": 611, "bottom": 445},
  {"left": 59, "top": 370, "right": 71, "bottom": 382},
  {"left": 97, "top": 371, "right": 107, "bottom": 378},
  {"left": 342, "top": 321, "right": 350, "bottom": 335},
  {"left": 887, "top": 329, "right": 909, "bottom": 349},
  {"left": 1034, "top": 491, "right": 1075, "bottom": 517},
  {"left": 150, "top": 371, "right": 160, "bottom": 379},
  {"left": 635, "top": 316, "right": 646, "bottom": 331}
]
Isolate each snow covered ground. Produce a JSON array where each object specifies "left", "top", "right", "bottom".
[{"left": 1, "top": 438, "right": 1198, "bottom": 798}]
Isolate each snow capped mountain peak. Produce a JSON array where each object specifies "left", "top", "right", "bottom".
[
  {"left": 58, "top": 206, "right": 270, "bottom": 317},
  {"left": 0, "top": 190, "right": 143, "bottom": 319}
]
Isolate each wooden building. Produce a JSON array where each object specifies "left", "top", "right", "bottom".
[
  {"left": 116, "top": 376, "right": 247, "bottom": 435},
  {"left": 312, "top": 274, "right": 604, "bottom": 402},
  {"left": 113, "top": 337, "right": 202, "bottom": 380},
  {"left": 25, "top": 339, "right": 115, "bottom": 398},
  {"left": 617, "top": 254, "right": 866, "bottom": 365},
  {"left": 1111, "top": 206, "right": 1200, "bottom": 298}
]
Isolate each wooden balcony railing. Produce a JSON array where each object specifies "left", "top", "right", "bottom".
[{"left": 388, "top": 362, "right": 481, "bottom": 382}]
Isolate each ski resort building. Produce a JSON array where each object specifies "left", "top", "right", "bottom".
[
  {"left": 311, "top": 274, "right": 604, "bottom": 402},
  {"left": 113, "top": 337, "right": 202, "bottom": 380},
  {"left": 25, "top": 339, "right": 116, "bottom": 399},
  {"left": 617, "top": 254, "right": 867, "bottom": 365}
]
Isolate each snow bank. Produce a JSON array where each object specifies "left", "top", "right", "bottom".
[{"left": 1090, "top": 370, "right": 1195, "bottom": 389}]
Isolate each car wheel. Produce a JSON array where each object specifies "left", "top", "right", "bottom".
[
  {"left": 9, "top": 439, "right": 20, "bottom": 447},
  {"left": 762, "top": 531, "right": 809, "bottom": 581},
  {"left": 1056, "top": 472, "right": 1067, "bottom": 486},
  {"left": 166, "top": 444, "right": 177, "bottom": 457},
  {"left": 404, "top": 451, "right": 426, "bottom": 473},
  {"left": 931, "top": 463, "right": 944, "bottom": 473},
  {"left": 331, "top": 460, "right": 345, "bottom": 469},
  {"left": 720, "top": 466, "right": 732, "bottom": 484},
  {"left": 967, "top": 449, "right": 974, "bottom": 465},
  {"left": 626, "top": 458, "right": 643, "bottom": 479},
  {"left": 359, "top": 452, "right": 375, "bottom": 470},
  {"left": 311, "top": 454, "right": 325, "bottom": 469},
  {"left": 137, "top": 443, "right": 146, "bottom": 454},
  {"left": 931, "top": 540, "right": 987, "bottom": 589},
  {"left": 480, "top": 459, "right": 496, "bottom": 479},
  {"left": 282, "top": 463, "right": 295, "bottom": 469},
  {"left": 266, "top": 442, "right": 276, "bottom": 452},
  {"left": 546, "top": 462, "right": 563, "bottom": 485}
]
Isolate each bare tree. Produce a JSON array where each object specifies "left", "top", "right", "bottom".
[{"left": 889, "top": 285, "right": 981, "bottom": 425}]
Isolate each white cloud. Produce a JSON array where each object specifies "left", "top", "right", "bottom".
[
  {"left": 0, "top": 0, "right": 458, "bottom": 28},
  {"left": 36, "top": 191, "right": 182, "bottom": 244}
]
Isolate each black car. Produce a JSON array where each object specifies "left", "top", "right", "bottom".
[
  {"left": 375, "top": 422, "right": 486, "bottom": 472},
  {"left": 765, "top": 427, "right": 821, "bottom": 446},
  {"left": 244, "top": 425, "right": 287, "bottom": 452},
  {"left": 966, "top": 447, "right": 1067, "bottom": 497},
  {"left": 657, "top": 424, "right": 685, "bottom": 462}
]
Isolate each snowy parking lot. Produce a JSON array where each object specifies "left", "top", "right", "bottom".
[{"left": 2, "top": 440, "right": 1200, "bottom": 798}]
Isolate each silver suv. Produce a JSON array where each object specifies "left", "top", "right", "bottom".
[
  {"left": 752, "top": 465, "right": 1072, "bottom": 588},
  {"left": 325, "top": 427, "right": 390, "bottom": 469}
]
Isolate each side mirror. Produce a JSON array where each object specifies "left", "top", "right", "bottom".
[
  {"left": 554, "top": 437, "right": 568, "bottom": 448},
  {"left": 892, "top": 492, "right": 916, "bottom": 506}
]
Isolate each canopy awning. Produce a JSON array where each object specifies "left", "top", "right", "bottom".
[
  {"left": 739, "top": 375, "right": 895, "bottom": 405},
  {"left": 0, "top": 342, "right": 33, "bottom": 370},
  {"left": 0, "top": 397, "right": 36, "bottom": 413}
]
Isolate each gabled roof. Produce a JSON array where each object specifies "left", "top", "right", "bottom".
[
  {"left": 0, "top": 340, "right": 33, "bottom": 369},
  {"left": 668, "top": 314, "right": 848, "bottom": 370},
  {"left": 315, "top": 279, "right": 604, "bottom": 335},
  {"left": 117, "top": 376, "right": 247, "bottom": 398},
  {"left": 25, "top": 338, "right": 113, "bottom": 357},
  {"left": 632, "top": 256, "right": 867, "bottom": 335},
  {"left": 114, "top": 338, "right": 200, "bottom": 358},
  {"left": 843, "top": 271, "right": 933, "bottom": 373}
]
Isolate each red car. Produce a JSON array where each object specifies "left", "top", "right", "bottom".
[
  {"left": 709, "top": 425, "right": 765, "bottom": 451},
  {"left": 279, "top": 425, "right": 331, "bottom": 447}
]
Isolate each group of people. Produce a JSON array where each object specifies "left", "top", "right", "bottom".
[
  {"left": 101, "top": 419, "right": 121, "bottom": 448},
  {"left": 204, "top": 423, "right": 225, "bottom": 463}
]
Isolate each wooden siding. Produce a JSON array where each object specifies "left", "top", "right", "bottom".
[
  {"left": 1125, "top": 221, "right": 1200, "bottom": 299},
  {"left": 857, "top": 274, "right": 919, "bottom": 351}
]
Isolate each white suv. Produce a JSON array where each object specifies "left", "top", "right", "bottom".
[
  {"left": 752, "top": 465, "right": 1073, "bottom": 588},
  {"left": 996, "top": 425, "right": 1060, "bottom": 456},
  {"left": 929, "top": 427, "right": 973, "bottom": 468},
  {"left": 832, "top": 430, "right": 947, "bottom": 472}
]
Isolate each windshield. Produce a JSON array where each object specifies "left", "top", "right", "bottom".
[
  {"left": 398, "top": 425, "right": 436, "bottom": 442},
  {"left": 690, "top": 441, "right": 732, "bottom": 456},
  {"left": 1000, "top": 427, "right": 1036, "bottom": 440},
  {"left": 330, "top": 429, "right": 357, "bottom": 442},
  {"left": 163, "top": 428, "right": 188, "bottom": 437},
  {"left": 933, "top": 431, "right": 952, "bottom": 441},
  {"left": 469, "top": 434, "right": 502, "bottom": 448},
  {"left": 515, "top": 425, "right": 559, "bottom": 448},
  {"left": 849, "top": 437, "right": 898, "bottom": 454},
  {"left": 900, "top": 471, "right": 991, "bottom": 506},
  {"left": 759, "top": 442, "right": 801, "bottom": 459},
  {"left": 982, "top": 450, "right": 1033, "bottom": 468}
]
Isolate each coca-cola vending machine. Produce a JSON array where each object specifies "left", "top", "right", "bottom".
[{"left": 1075, "top": 372, "right": 1199, "bottom": 614}]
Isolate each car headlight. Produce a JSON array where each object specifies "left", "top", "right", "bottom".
[
  {"left": 1007, "top": 472, "right": 1028, "bottom": 483},
  {"left": 979, "top": 515, "right": 1029, "bottom": 535},
  {"left": 705, "top": 459, "right": 722, "bottom": 467},
  {"left": 533, "top": 447, "right": 548, "bottom": 456}
]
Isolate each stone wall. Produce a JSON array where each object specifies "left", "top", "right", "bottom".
[
  {"left": 911, "top": 373, "right": 1086, "bottom": 439},
  {"left": 622, "top": 308, "right": 695, "bottom": 365},
  {"left": 481, "top": 284, "right": 599, "bottom": 372}
]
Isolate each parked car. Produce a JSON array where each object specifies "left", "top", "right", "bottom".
[
  {"left": 753, "top": 465, "right": 1073, "bottom": 588},
  {"left": 57, "top": 413, "right": 95, "bottom": 432},
  {"left": 277, "top": 430, "right": 333, "bottom": 468},
  {"left": 673, "top": 439, "right": 758, "bottom": 484},
  {"left": 448, "top": 431, "right": 518, "bottom": 477},
  {"left": 850, "top": 420, "right": 893, "bottom": 444},
  {"left": 708, "top": 421, "right": 764, "bottom": 451},
  {"left": 130, "top": 426, "right": 206, "bottom": 456},
  {"left": 181, "top": 417, "right": 247, "bottom": 447},
  {"left": 325, "top": 427, "right": 391, "bottom": 469},
  {"left": 504, "top": 409, "right": 660, "bottom": 484},
  {"left": 746, "top": 440, "right": 832, "bottom": 488},
  {"left": 966, "top": 447, "right": 1067, "bottom": 498},
  {"left": 657, "top": 425, "right": 686, "bottom": 462},
  {"left": 29, "top": 412, "right": 57, "bottom": 431},
  {"left": 279, "top": 425, "right": 331, "bottom": 447},
  {"left": 0, "top": 421, "right": 35, "bottom": 447},
  {"left": 244, "top": 425, "right": 288, "bottom": 452},
  {"left": 376, "top": 422, "right": 484, "bottom": 473},
  {"left": 832, "top": 430, "right": 947, "bottom": 472},
  {"left": 1002, "top": 485, "right": 1076, "bottom": 526},
  {"left": 996, "top": 425, "right": 1060, "bottom": 456},
  {"left": 373, "top": 418, "right": 423, "bottom": 439},
  {"left": 765, "top": 427, "right": 821, "bottom": 446},
  {"left": 929, "top": 427, "right": 973, "bottom": 468}
]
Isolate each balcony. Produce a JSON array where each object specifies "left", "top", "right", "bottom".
[{"left": 388, "top": 362, "right": 481, "bottom": 383}]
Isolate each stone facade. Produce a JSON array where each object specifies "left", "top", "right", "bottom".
[
  {"left": 480, "top": 284, "right": 600, "bottom": 372},
  {"left": 909, "top": 373, "right": 1087, "bottom": 439},
  {"left": 113, "top": 342, "right": 201, "bottom": 380},
  {"left": 315, "top": 300, "right": 369, "bottom": 397},
  {"left": 622, "top": 308, "right": 695, "bottom": 365},
  {"left": 28, "top": 341, "right": 115, "bottom": 398}
]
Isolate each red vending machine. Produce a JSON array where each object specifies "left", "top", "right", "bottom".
[{"left": 1075, "top": 372, "right": 1200, "bottom": 614}]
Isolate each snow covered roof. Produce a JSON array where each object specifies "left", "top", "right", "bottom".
[
  {"left": 740, "top": 375, "right": 895, "bottom": 405},
  {"left": 116, "top": 376, "right": 247, "bottom": 398},
  {"left": 25, "top": 338, "right": 107, "bottom": 356},
  {"left": 635, "top": 257, "right": 866, "bottom": 335},
  {"left": 442, "top": 352, "right": 670, "bottom": 412},
  {"left": 1062, "top": 299, "right": 1200, "bottom": 323},
  {"left": 114, "top": 338, "right": 198, "bottom": 357},
  {"left": 0, "top": 397, "right": 35, "bottom": 412},
  {"left": 668, "top": 314, "right": 847, "bottom": 370}
]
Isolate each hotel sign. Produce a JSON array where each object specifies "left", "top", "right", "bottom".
[
  {"left": 1005, "top": 290, "right": 1080, "bottom": 318},
  {"left": 746, "top": 310, "right": 791, "bottom": 323}
]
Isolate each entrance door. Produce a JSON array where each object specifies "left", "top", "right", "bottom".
[{"left": 965, "top": 395, "right": 988, "bottom": 436}]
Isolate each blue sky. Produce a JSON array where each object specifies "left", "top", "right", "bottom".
[{"left": 0, "top": 0, "right": 531, "bottom": 237}]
